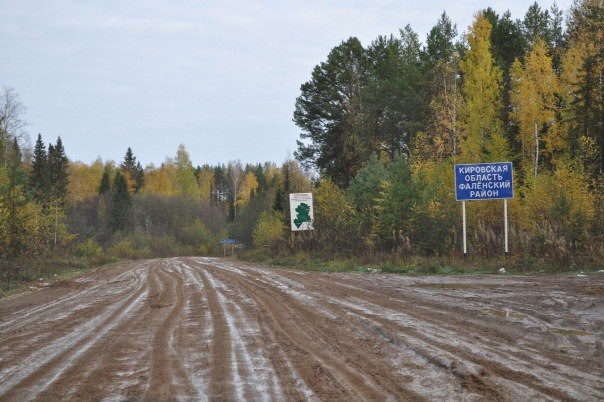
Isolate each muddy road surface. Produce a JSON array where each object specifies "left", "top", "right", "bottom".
[{"left": 0, "top": 257, "right": 602, "bottom": 401}]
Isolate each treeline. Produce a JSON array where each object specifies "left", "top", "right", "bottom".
[
  {"left": 1, "top": 93, "right": 315, "bottom": 286},
  {"left": 66, "top": 145, "right": 313, "bottom": 256},
  {"left": 288, "top": 1, "right": 602, "bottom": 266},
  {"left": 0, "top": 1, "right": 602, "bottom": 287}
]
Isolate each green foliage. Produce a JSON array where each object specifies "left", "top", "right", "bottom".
[
  {"left": 406, "top": 160, "right": 457, "bottom": 255},
  {"left": 175, "top": 144, "right": 199, "bottom": 198},
  {"left": 74, "top": 238, "right": 103, "bottom": 257},
  {"left": 29, "top": 134, "right": 48, "bottom": 203},
  {"left": 294, "top": 37, "right": 368, "bottom": 187},
  {"left": 47, "top": 137, "right": 69, "bottom": 205},
  {"left": 98, "top": 165, "right": 111, "bottom": 195},
  {"left": 313, "top": 178, "right": 356, "bottom": 253},
  {"left": 120, "top": 147, "right": 144, "bottom": 194},
  {"left": 252, "top": 211, "right": 286, "bottom": 254},
  {"left": 0, "top": 140, "right": 32, "bottom": 258},
  {"left": 111, "top": 171, "right": 132, "bottom": 232},
  {"left": 374, "top": 153, "right": 416, "bottom": 239},
  {"left": 180, "top": 219, "right": 219, "bottom": 254},
  {"left": 520, "top": 161, "right": 596, "bottom": 248}
]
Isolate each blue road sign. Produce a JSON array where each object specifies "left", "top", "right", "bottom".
[
  {"left": 220, "top": 239, "right": 237, "bottom": 244},
  {"left": 455, "top": 162, "right": 513, "bottom": 201}
]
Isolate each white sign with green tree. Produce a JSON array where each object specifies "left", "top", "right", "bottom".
[{"left": 289, "top": 193, "right": 314, "bottom": 231}]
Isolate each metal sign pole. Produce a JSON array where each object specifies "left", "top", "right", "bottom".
[
  {"left": 462, "top": 200, "right": 467, "bottom": 258},
  {"left": 504, "top": 198, "right": 509, "bottom": 256}
]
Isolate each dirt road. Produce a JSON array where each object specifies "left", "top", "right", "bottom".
[{"left": 0, "top": 258, "right": 602, "bottom": 401}]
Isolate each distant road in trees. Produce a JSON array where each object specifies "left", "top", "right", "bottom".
[{"left": 0, "top": 258, "right": 601, "bottom": 401}]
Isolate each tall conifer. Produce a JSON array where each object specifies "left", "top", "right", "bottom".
[{"left": 29, "top": 133, "right": 48, "bottom": 204}]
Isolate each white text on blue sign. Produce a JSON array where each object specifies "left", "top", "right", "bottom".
[{"left": 455, "top": 162, "right": 513, "bottom": 201}]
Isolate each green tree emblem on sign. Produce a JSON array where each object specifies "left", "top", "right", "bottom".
[{"left": 293, "top": 202, "right": 312, "bottom": 229}]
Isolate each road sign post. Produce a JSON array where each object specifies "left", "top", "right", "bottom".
[
  {"left": 220, "top": 238, "right": 237, "bottom": 257},
  {"left": 454, "top": 162, "right": 514, "bottom": 257}
]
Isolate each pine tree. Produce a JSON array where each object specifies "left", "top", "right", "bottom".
[
  {"left": 420, "top": 13, "right": 462, "bottom": 162},
  {"left": 272, "top": 163, "right": 291, "bottom": 214},
  {"left": 44, "top": 137, "right": 69, "bottom": 248},
  {"left": 424, "top": 12, "right": 458, "bottom": 72},
  {"left": 549, "top": 2, "right": 568, "bottom": 72},
  {"left": 294, "top": 37, "right": 368, "bottom": 187},
  {"left": 523, "top": 2, "right": 551, "bottom": 46},
  {"left": 391, "top": 26, "right": 426, "bottom": 158}
]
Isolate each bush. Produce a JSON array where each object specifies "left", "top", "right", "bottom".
[
  {"left": 74, "top": 238, "right": 103, "bottom": 257},
  {"left": 149, "top": 234, "right": 180, "bottom": 257},
  {"left": 179, "top": 219, "right": 219, "bottom": 254},
  {"left": 253, "top": 211, "right": 286, "bottom": 254},
  {"left": 108, "top": 235, "right": 147, "bottom": 259}
]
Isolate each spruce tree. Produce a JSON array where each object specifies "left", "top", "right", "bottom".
[
  {"left": 120, "top": 147, "right": 144, "bottom": 193},
  {"left": 48, "top": 137, "right": 69, "bottom": 205},
  {"left": 98, "top": 165, "right": 111, "bottom": 195},
  {"left": 29, "top": 133, "right": 48, "bottom": 204},
  {"left": 111, "top": 170, "right": 132, "bottom": 232}
]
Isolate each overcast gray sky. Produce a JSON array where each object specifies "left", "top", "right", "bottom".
[{"left": 0, "top": 0, "right": 570, "bottom": 167}]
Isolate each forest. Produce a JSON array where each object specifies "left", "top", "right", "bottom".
[{"left": 0, "top": 1, "right": 602, "bottom": 290}]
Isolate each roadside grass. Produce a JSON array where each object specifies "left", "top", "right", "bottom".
[
  {"left": 0, "top": 254, "right": 121, "bottom": 300},
  {"left": 239, "top": 249, "right": 599, "bottom": 275},
  {"left": 3, "top": 248, "right": 599, "bottom": 300}
]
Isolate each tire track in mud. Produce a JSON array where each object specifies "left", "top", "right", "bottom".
[
  {"left": 172, "top": 260, "right": 213, "bottom": 400},
  {"left": 0, "top": 262, "right": 141, "bottom": 334},
  {"left": 274, "top": 272, "right": 589, "bottom": 400},
  {"left": 314, "top": 273, "right": 601, "bottom": 400},
  {"left": 188, "top": 259, "right": 294, "bottom": 401},
  {"left": 36, "top": 263, "right": 157, "bottom": 401},
  {"left": 1, "top": 257, "right": 602, "bottom": 401},
  {"left": 197, "top": 265, "right": 237, "bottom": 400},
  {"left": 213, "top": 260, "right": 602, "bottom": 401},
  {"left": 0, "top": 261, "right": 151, "bottom": 401},
  {"left": 0, "top": 266, "right": 141, "bottom": 358},
  {"left": 143, "top": 261, "right": 188, "bottom": 400},
  {"left": 188, "top": 258, "right": 423, "bottom": 401},
  {"left": 39, "top": 260, "right": 201, "bottom": 401}
]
